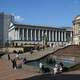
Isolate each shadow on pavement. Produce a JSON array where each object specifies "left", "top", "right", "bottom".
[{"left": 16, "top": 73, "right": 80, "bottom": 80}]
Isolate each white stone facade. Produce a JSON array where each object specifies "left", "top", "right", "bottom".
[
  {"left": 8, "top": 23, "right": 72, "bottom": 47},
  {"left": 73, "top": 15, "right": 80, "bottom": 45}
]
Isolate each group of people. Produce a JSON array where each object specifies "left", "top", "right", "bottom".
[
  {"left": 53, "top": 63, "right": 63, "bottom": 75},
  {"left": 8, "top": 54, "right": 18, "bottom": 69},
  {"left": 8, "top": 53, "right": 27, "bottom": 70},
  {"left": 39, "top": 62, "right": 63, "bottom": 75}
]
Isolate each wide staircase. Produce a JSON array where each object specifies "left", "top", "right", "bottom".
[{"left": 54, "top": 45, "right": 80, "bottom": 57}]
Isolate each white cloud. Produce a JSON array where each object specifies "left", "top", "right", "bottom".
[
  {"left": 15, "top": 15, "right": 24, "bottom": 21},
  {"left": 11, "top": 13, "right": 24, "bottom": 22}
]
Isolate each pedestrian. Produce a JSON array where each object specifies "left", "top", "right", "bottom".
[
  {"left": 23, "top": 57, "right": 27, "bottom": 64},
  {"left": 8, "top": 54, "right": 10, "bottom": 60},
  {"left": 53, "top": 64, "right": 58, "bottom": 76},
  {"left": 39, "top": 62, "right": 43, "bottom": 72},
  {"left": 59, "top": 65, "right": 63, "bottom": 73},
  {"left": 59, "top": 62, "right": 64, "bottom": 72},
  {"left": 59, "top": 62, "right": 64, "bottom": 68},
  {"left": 11, "top": 59, "right": 17, "bottom": 69},
  {"left": 53, "top": 66, "right": 58, "bottom": 76},
  {"left": 55, "top": 64, "right": 58, "bottom": 68}
]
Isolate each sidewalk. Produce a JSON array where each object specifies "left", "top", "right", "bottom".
[
  {"left": 1, "top": 46, "right": 80, "bottom": 80},
  {"left": 2, "top": 47, "right": 60, "bottom": 61},
  {"left": 0, "top": 59, "right": 40, "bottom": 80}
]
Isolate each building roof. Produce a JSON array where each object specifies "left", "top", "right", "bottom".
[
  {"left": 13, "top": 22, "right": 67, "bottom": 31},
  {"left": 74, "top": 15, "right": 80, "bottom": 20}
]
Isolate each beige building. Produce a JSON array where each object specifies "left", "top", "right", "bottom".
[
  {"left": 73, "top": 15, "right": 80, "bottom": 45},
  {"left": 0, "top": 12, "right": 72, "bottom": 47},
  {"left": 8, "top": 23, "right": 73, "bottom": 47}
]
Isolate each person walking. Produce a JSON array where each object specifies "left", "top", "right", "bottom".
[
  {"left": 53, "top": 64, "right": 58, "bottom": 78},
  {"left": 8, "top": 54, "right": 10, "bottom": 60},
  {"left": 23, "top": 57, "right": 27, "bottom": 64},
  {"left": 59, "top": 62, "right": 63, "bottom": 72},
  {"left": 59, "top": 65, "right": 63, "bottom": 73},
  {"left": 53, "top": 66, "right": 58, "bottom": 76},
  {"left": 11, "top": 59, "right": 17, "bottom": 69},
  {"left": 39, "top": 62, "right": 43, "bottom": 72}
]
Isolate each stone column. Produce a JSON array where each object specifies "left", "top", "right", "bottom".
[
  {"left": 41, "top": 30, "right": 44, "bottom": 45},
  {"left": 35, "top": 29, "right": 36, "bottom": 41},
  {"left": 49, "top": 30, "right": 51, "bottom": 42},
  {"left": 31, "top": 29, "right": 32, "bottom": 41},
  {"left": 58, "top": 31, "right": 60, "bottom": 41},
  {"left": 14, "top": 29, "right": 17, "bottom": 40},
  {"left": 17, "top": 28, "right": 20, "bottom": 40},
  {"left": 70, "top": 32, "right": 73, "bottom": 38},
  {"left": 71, "top": 31, "right": 73, "bottom": 43},
  {"left": 22, "top": 28, "right": 24, "bottom": 40},
  {"left": 64, "top": 32, "right": 66, "bottom": 41},
  {"left": 61, "top": 32, "right": 63, "bottom": 41},
  {"left": 52, "top": 31, "right": 54, "bottom": 41},
  {"left": 26, "top": 29, "right": 28, "bottom": 41},
  {"left": 55, "top": 31, "right": 57, "bottom": 41},
  {"left": 45, "top": 30, "right": 47, "bottom": 36},
  {"left": 38, "top": 29, "right": 40, "bottom": 41}
]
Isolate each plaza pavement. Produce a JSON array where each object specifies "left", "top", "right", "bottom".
[
  {"left": 2, "top": 46, "right": 60, "bottom": 61},
  {"left": 0, "top": 47, "right": 58, "bottom": 80},
  {"left": 1, "top": 58, "right": 80, "bottom": 80},
  {"left": 1, "top": 46, "right": 80, "bottom": 80},
  {"left": 0, "top": 59, "right": 41, "bottom": 80}
]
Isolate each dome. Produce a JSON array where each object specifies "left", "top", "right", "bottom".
[{"left": 74, "top": 15, "right": 80, "bottom": 20}]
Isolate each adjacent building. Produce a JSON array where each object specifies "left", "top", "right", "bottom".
[
  {"left": 0, "top": 12, "right": 14, "bottom": 47},
  {"left": 73, "top": 15, "right": 80, "bottom": 45}
]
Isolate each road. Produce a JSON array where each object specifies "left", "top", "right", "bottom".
[{"left": 19, "top": 73, "right": 80, "bottom": 80}]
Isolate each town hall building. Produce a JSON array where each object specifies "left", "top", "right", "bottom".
[{"left": 0, "top": 12, "right": 73, "bottom": 47}]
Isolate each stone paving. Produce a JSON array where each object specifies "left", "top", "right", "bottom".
[
  {"left": 0, "top": 59, "right": 41, "bottom": 80},
  {"left": 1, "top": 46, "right": 80, "bottom": 80},
  {"left": 0, "top": 47, "right": 57, "bottom": 80},
  {"left": 2, "top": 47, "right": 60, "bottom": 61}
]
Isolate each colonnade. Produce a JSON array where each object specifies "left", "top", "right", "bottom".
[{"left": 15, "top": 28, "right": 67, "bottom": 42}]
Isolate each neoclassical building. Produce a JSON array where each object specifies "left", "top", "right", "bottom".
[
  {"left": 73, "top": 15, "right": 80, "bottom": 45},
  {"left": 0, "top": 12, "right": 73, "bottom": 47},
  {"left": 8, "top": 23, "right": 73, "bottom": 46}
]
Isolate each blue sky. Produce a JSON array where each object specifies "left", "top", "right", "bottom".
[{"left": 0, "top": 0, "right": 80, "bottom": 27}]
